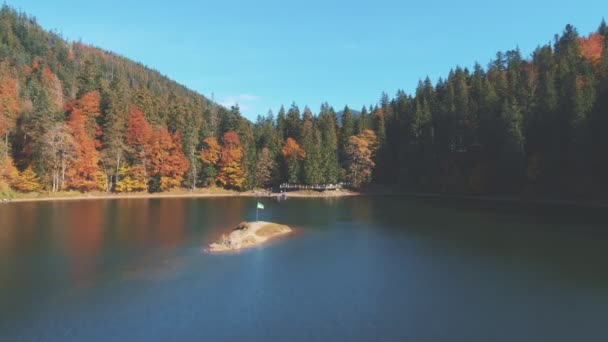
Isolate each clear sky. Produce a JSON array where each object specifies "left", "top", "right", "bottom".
[{"left": 9, "top": 0, "right": 608, "bottom": 120}]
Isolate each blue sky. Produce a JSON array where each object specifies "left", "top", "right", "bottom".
[{"left": 10, "top": 0, "right": 608, "bottom": 120}]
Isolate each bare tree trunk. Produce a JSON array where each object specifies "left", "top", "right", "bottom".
[
  {"left": 142, "top": 157, "right": 148, "bottom": 192},
  {"left": 4, "top": 132, "right": 8, "bottom": 158},
  {"left": 191, "top": 150, "right": 197, "bottom": 191},
  {"left": 53, "top": 170, "right": 58, "bottom": 192},
  {"left": 61, "top": 156, "right": 66, "bottom": 190},
  {"left": 114, "top": 152, "right": 121, "bottom": 191},
  {"left": 105, "top": 169, "right": 111, "bottom": 192}
]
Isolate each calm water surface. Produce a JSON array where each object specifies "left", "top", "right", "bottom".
[{"left": 1, "top": 196, "right": 607, "bottom": 341}]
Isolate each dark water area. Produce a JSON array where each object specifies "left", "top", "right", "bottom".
[{"left": 1, "top": 196, "right": 607, "bottom": 341}]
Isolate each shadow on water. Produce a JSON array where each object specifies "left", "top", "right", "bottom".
[{"left": 364, "top": 196, "right": 608, "bottom": 290}]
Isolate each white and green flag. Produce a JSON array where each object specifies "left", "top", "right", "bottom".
[{"left": 257, "top": 202, "right": 264, "bottom": 209}]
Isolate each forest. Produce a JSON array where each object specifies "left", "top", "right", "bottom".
[{"left": 0, "top": 5, "right": 607, "bottom": 198}]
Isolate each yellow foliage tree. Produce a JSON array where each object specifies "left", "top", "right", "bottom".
[
  {"left": 0, "top": 155, "right": 18, "bottom": 183},
  {"left": 96, "top": 170, "right": 108, "bottom": 192},
  {"left": 160, "top": 176, "right": 181, "bottom": 191},
  {"left": 12, "top": 167, "right": 41, "bottom": 192},
  {"left": 114, "top": 165, "right": 147, "bottom": 193},
  {"left": 345, "top": 130, "right": 378, "bottom": 188},
  {"left": 216, "top": 131, "right": 246, "bottom": 190}
]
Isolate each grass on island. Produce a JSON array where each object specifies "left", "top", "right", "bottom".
[{"left": 255, "top": 223, "right": 288, "bottom": 238}]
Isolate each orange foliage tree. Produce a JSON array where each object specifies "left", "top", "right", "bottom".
[
  {"left": 281, "top": 137, "right": 305, "bottom": 183},
  {"left": 217, "top": 131, "right": 245, "bottom": 189},
  {"left": 0, "top": 77, "right": 19, "bottom": 146},
  {"left": 579, "top": 33, "right": 605, "bottom": 69},
  {"left": 148, "top": 128, "right": 189, "bottom": 191},
  {"left": 0, "top": 72, "right": 19, "bottom": 186},
  {"left": 41, "top": 66, "right": 64, "bottom": 113},
  {"left": 0, "top": 154, "right": 18, "bottom": 185},
  {"left": 199, "top": 136, "right": 221, "bottom": 186},
  {"left": 125, "top": 106, "right": 153, "bottom": 189},
  {"left": 345, "top": 130, "right": 378, "bottom": 188},
  {"left": 65, "top": 92, "right": 102, "bottom": 191},
  {"left": 200, "top": 137, "right": 221, "bottom": 165}
]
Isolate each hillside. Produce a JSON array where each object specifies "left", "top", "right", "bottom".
[{"left": 0, "top": 5, "right": 250, "bottom": 194}]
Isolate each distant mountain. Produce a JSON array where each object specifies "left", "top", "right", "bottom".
[{"left": 336, "top": 108, "right": 361, "bottom": 125}]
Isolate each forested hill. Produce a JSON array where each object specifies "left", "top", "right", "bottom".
[
  {"left": 1, "top": 4, "right": 608, "bottom": 199},
  {"left": 0, "top": 5, "right": 249, "bottom": 194}
]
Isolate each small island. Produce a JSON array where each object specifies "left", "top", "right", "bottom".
[{"left": 207, "top": 221, "right": 292, "bottom": 252}]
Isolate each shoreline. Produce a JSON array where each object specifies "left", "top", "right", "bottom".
[
  {"left": 3, "top": 188, "right": 608, "bottom": 208},
  {"left": 2, "top": 188, "right": 360, "bottom": 203}
]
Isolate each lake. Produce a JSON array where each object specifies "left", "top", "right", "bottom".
[{"left": 1, "top": 196, "right": 607, "bottom": 341}]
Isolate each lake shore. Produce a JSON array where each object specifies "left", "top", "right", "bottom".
[
  {"left": 3, "top": 187, "right": 608, "bottom": 208},
  {"left": 207, "top": 221, "right": 293, "bottom": 252},
  {"left": 2, "top": 188, "right": 359, "bottom": 203}
]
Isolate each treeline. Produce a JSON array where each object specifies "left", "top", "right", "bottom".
[
  {"left": 374, "top": 22, "right": 608, "bottom": 197},
  {"left": 1, "top": 4, "right": 607, "bottom": 198}
]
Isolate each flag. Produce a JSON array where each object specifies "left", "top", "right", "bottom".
[{"left": 257, "top": 202, "right": 264, "bottom": 210}]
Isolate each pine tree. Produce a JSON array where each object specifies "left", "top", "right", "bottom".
[
  {"left": 276, "top": 105, "right": 286, "bottom": 143},
  {"left": 339, "top": 105, "right": 354, "bottom": 163},
  {"left": 285, "top": 102, "right": 301, "bottom": 141},
  {"left": 318, "top": 103, "right": 340, "bottom": 183},
  {"left": 301, "top": 107, "right": 323, "bottom": 184},
  {"left": 356, "top": 106, "right": 371, "bottom": 133}
]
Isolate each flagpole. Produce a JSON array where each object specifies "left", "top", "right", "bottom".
[{"left": 256, "top": 205, "right": 259, "bottom": 222}]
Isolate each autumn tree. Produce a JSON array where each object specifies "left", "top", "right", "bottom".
[
  {"left": 114, "top": 165, "right": 147, "bottom": 192},
  {"left": 281, "top": 137, "right": 305, "bottom": 183},
  {"left": 12, "top": 167, "right": 40, "bottom": 192},
  {"left": 199, "top": 136, "right": 220, "bottom": 186},
  {"left": 217, "top": 131, "right": 245, "bottom": 189},
  {"left": 65, "top": 92, "right": 102, "bottom": 191},
  {"left": 0, "top": 154, "right": 18, "bottom": 187},
  {"left": 0, "top": 75, "right": 19, "bottom": 155},
  {"left": 148, "top": 128, "right": 189, "bottom": 191},
  {"left": 125, "top": 106, "right": 153, "bottom": 189},
  {"left": 579, "top": 33, "right": 605, "bottom": 69},
  {"left": 39, "top": 124, "right": 77, "bottom": 192},
  {"left": 254, "top": 147, "right": 277, "bottom": 188},
  {"left": 345, "top": 130, "right": 378, "bottom": 188}
]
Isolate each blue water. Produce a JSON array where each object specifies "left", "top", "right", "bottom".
[{"left": 1, "top": 197, "right": 607, "bottom": 341}]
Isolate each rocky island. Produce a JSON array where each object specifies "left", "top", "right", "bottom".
[{"left": 207, "top": 221, "right": 293, "bottom": 252}]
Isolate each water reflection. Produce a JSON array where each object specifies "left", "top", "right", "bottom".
[
  {"left": 56, "top": 201, "right": 105, "bottom": 288},
  {"left": 1, "top": 196, "right": 607, "bottom": 342}
]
